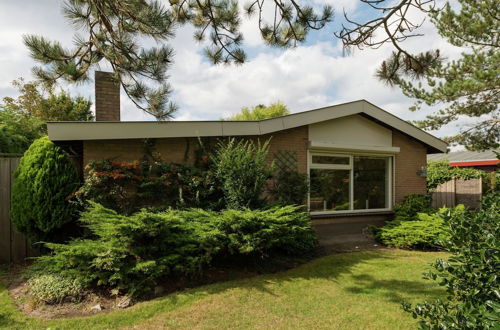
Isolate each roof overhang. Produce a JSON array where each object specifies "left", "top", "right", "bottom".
[{"left": 47, "top": 100, "right": 448, "bottom": 153}]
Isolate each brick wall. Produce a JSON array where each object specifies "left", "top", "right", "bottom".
[
  {"left": 83, "top": 125, "right": 427, "bottom": 206},
  {"left": 392, "top": 130, "right": 428, "bottom": 203},
  {"left": 83, "top": 138, "right": 198, "bottom": 165},
  {"left": 95, "top": 71, "right": 120, "bottom": 121},
  {"left": 83, "top": 127, "right": 309, "bottom": 170},
  {"left": 263, "top": 126, "right": 309, "bottom": 173}
]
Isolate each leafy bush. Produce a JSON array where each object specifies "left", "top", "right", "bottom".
[
  {"left": 77, "top": 157, "right": 224, "bottom": 214},
  {"left": 373, "top": 207, "right": 465, "bottom": 249},
  {"left": 11, "top": 137, "right": 80, "bottom": 244},
  {"left": 404, "top": 193, "right": 500, "bottom": 329},
  {"left": 33, "top": 203, "right": 316, "bottom": 297},
  {"left": 27, "top": 274, "right": 83, "bottom": 304},
  {"left": 213, "top": 138, "right": 272, "bottom": 209},
  {"left": 393, "top": 194, "right": 434, "bottom": 220},
  {"left": 270, "top": 169, "right": 309, "bottom": 206},
  {"left": 427, "top": 160, "right": 484, "bottom": 190}
]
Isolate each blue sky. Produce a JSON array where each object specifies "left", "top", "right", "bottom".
[{"left": 0, "top": 0, "right": 466, "bottom": 142}]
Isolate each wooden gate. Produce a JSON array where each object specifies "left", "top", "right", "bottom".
[
  {"left": 0, "top": 155, "right": 37, "bottom": 263},
  {"left": 432, "top": 177, "right": 482, "bottom": 209}
]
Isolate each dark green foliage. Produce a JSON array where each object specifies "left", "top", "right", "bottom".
[
  {"left": 0, "top": 125, "right": 29, "bottom": 154},
  {"left": 77, "top": 153, "right": 224, "bottom": 214},
  {"left": 404, "top": 193, "right": 500, "bottom": 329},
  {"left": 0, "top": 79, "right": 92, "bottom": 153},
  {"left": 11, "top": 137, "right": 80, "bottom": 244},
  {"left": 0, "top": 106, "right": 44, "bottom": 154},
  {"left": 270, "top": 169, "right": 309, "bottom": 206},
  {"left": 33, "top": 203, "right": 317, "bottom": 297},
  {"left": 393, "top": 194, "right": 433, "bottom": 220},
  {"left": 213, "top": 138, "right": 272, "bottom": 209},
  {"left": 427, "top": 160, "right": 485, "bottom": 190}
]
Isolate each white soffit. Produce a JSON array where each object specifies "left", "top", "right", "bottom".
[{"left": 47, "top": 100, "right": 447, "bottom": 152}]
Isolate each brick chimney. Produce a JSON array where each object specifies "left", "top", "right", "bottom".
[{"left": 95, "top": 71, "right": 120, "bottom": 121}]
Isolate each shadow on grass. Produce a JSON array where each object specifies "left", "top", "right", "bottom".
[
  {"left": 0, "top": 250, "right": 442, "bottom": 329},
  {"left": 344, "top": 274, "right": 443, "bottom": 304}
]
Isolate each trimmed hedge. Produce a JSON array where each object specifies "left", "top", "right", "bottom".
[
  {"left": 33, "top": 203, "right": 317, "bottom": 296},
  {"left": 11, "top": 137, "right": 80, "bottom": 244}
]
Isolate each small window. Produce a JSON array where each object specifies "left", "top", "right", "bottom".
[{"left": 312, "top": 155, "right": 350, "bottom": 165}]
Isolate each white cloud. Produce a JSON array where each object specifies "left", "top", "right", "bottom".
[{"left": 0, "top": 0, "right": 469, "bottom": 142}]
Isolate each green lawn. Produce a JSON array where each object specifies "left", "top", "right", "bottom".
[{"left": 0, "top": 250, "right": 446, "bottom": 329}]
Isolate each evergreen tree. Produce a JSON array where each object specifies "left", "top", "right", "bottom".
[
  {"left": 0, "top": 79, "right": 92, "bottom": 153},
  {"left": 24, "top": 0, "right": 332, "bottom": 119},
  {"left": 375, "top": 0, "right": 499, "bottom": 150},
  {"left": 11, "top": 137, "right": 80, "bottom": 244},
  {"left": 224, "top": 102, "right": 290, "bottom": 120}
]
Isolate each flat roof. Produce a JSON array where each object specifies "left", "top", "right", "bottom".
[{"left": 47, "top": 99, "right": 448, "bottom": 153}]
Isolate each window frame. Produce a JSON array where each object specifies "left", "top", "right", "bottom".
[{"left": 308, "top": 151, "right": 393, "bottom": 215}]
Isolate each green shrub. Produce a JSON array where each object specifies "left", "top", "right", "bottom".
[
  {"left": 404, "top": 193, "right": 500, "bottom": 329},
  {"left": 213, "top": 205, "right": 317, "bottom": 256},
  {"left": 393, "top": 194, "right": 434, "bottom": 220},
  {"left": 33, "top": 203, "right": 316, "bottom": 297},
  {"left": 77, "top": 157, "right": 224, "bottom": 214},
  {"left": 373, "top": 207, "right": 463, "bottom": 249},
  {"left": 11, "top": 137, "right": 80, "bottom": 244},
  {"left": 27, "top": 274, "right": 83, "bottom": 304},
  {"left": 270, "top": 169, "right": 309, "bottom": 206},
  {"left": 213, "top": 138, "right": 272, "bottom": 209},
  {"left": 427, "top": 160, "right": 484, "bottom": 190}
]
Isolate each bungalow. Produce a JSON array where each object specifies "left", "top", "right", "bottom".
[{"left": 47, "top": 72, "right": 447, "bottom": 240}]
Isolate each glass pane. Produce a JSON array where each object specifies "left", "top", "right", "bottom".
[
  {"left": 353, "top": 157, "right": 388, "bottom": 210},
  {"left": 309, "top": 169, "right": 350, "bottom": 211},
  {"left": 312, "top": 155, "right": 350, "bottom": 165}
]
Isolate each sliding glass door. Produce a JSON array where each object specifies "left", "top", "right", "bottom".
[{"left": 309, "top": 153, "right": 392, "bottom": 213}]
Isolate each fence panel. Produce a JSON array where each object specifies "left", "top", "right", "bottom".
[
  {"left": 432, "top": 177, "right": 482, "bottom": 209},
  {"left": 0, "top": 158, "right": 12, "bottom": 262},
  {"left": 0, "top": 156, "right": 35, "bottom": 263}
]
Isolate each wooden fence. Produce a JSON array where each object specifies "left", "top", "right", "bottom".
[
  {"left": 0, "top": 155, "right": 37, "bottom": 263},
  {"left": 432, "top": 177, "right": 482, "bottom": 209}
]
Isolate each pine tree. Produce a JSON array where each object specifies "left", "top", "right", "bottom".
[
  {"left": 24, "top": 0, "right": 332, "bottom": 120},
  {"left": 375, "top": 0, "right": 499, "bottom": 150}
]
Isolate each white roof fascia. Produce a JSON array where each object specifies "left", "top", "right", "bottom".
[{"left": 47, "top": 100, "right": 447, "bottom": 152}]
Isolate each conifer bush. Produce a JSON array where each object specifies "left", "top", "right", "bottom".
[
  {"left": 33, "top": 203, "right": 317, "bottom": 297},
  {"left": 11, "top": 137, "right": 80, "bottom": 244}
]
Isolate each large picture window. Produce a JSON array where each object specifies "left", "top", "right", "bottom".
[{"left": 309, "top": 153, "right": 391, "bottom": 213}]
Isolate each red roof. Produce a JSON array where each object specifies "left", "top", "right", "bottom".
[{"left": 450, "top": 160, "right": 499, "bottom": 167}]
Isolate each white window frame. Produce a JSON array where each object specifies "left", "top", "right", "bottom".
[{"left": 308, "top": 150, "right": 394, "bottom": 215}]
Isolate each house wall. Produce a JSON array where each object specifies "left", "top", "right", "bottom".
[
  {"left": 393, "top": 130, "right": 428, "bottom": 203},
  {"left": 82, "top": 121, "right": 427, "bottom": 205},
  {"left": 83, "top": 126, "right": 309, "bottom": 172}
]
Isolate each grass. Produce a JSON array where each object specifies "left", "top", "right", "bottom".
[{"left": 0, "top": 249, "right": 446, "bottom": 329}]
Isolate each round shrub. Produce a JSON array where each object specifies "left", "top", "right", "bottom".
[{"left": 11, "top": 137, "right": 80, "bottom": 244}]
